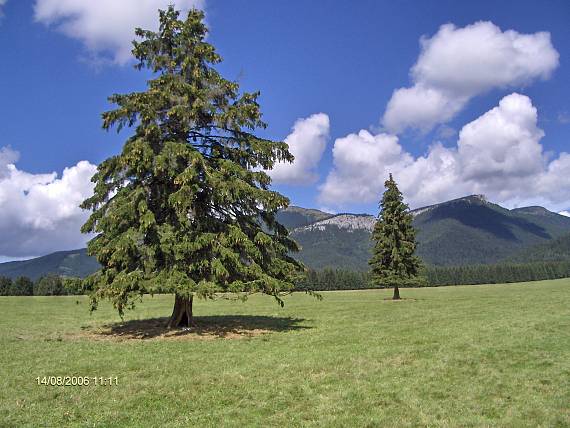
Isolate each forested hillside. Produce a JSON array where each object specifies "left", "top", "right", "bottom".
[
  {"left": 0, "top": 249, "right": 99, "bottom": 280},
  {"left": 275, "top": 206, "right": 333, "bottom": 229},
  {"left": 508, "top": 233, "right": 570, "bottom": 262},
  {"left": 291, "top": 226, "right": 373, "bottom": 271},
  {"left": 2, "top": 196, "right": 570, "bottom": 278},
  {"left": 290, "top": 196, "right": 570, "bottom": 270},
  {"left": 413, "top": 195, "right": 570, "bottom": 265}
]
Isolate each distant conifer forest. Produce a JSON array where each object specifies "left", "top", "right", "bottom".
[{"left": 2, "top": 260, "right": 570, "bottom": 296}]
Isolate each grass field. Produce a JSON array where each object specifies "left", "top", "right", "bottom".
[{"left": 1, "top": 280, "right": 570, "bottom": 427}]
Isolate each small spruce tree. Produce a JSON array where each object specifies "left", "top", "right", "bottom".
[
  {"left": 81, "top": 7, "right": 303, "bottom": 328},
  {"left": 369, "top": 174, "right": 422, "bottom": 299}
]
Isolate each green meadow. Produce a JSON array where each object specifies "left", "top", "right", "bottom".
[{"left": 1, "top": 279, "right": 569, "bottom": 427}]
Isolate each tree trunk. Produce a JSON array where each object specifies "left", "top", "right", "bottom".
[
  {"left": 167, "top": 294, "right": 193, "bottom": 328},
  {"left": 393, "top": 285, "right": 401, "bottom": 300}
]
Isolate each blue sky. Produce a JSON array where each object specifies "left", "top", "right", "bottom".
[{"left": 0, "top": 0, "right": 569, "bottom": 259}]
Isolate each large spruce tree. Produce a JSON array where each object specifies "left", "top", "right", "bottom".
[
  {"left": 369, "top": 174, "right": 422, "bottom": 300},
  {"left": 81, "top": 7, "right": 303, "bottom": 328}
]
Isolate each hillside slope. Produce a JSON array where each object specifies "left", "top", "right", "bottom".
[
  {"left": 2, "top": 196, "right": 570, "bottom": 277},
  {"left": 508, "top": 232, "right": 570, "bottom": 263},
  {"left": 291, "top": 215, "right": 375, "bottom": 271},
  {"left": 413, "top": 195, "right": 570, "bottom": 265},
  {"left": 275, "top": 206, "right": 333, "bottom": 229},
  {"left": 292, "top": 195, "right": 570, "bottom": 270},
  {"left": 0, "top": 249, "right": 99, "bottom": 280}
]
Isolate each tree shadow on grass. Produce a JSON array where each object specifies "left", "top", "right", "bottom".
[{"left": 88, "top": 315, "right": 311, "bottom": 341}]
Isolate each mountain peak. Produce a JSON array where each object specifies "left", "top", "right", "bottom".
[
  {"left": 411, "top": 194, "right": 488, "bottom": 217},
  {"left": 511, "top": 206, "right": 552, "bottom": 216},
  {"left": 461, "top": 194, "right": 487, "bottom": 203}
]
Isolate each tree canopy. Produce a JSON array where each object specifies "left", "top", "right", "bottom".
[{"left": 81, "top": 7, "right": 303, "bottom": 326}]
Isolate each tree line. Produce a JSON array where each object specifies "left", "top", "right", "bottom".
[
  {"left": 295, "top": 260, "right": 570, "bottom": 291},
  {"left": 0, "top": 275, "right": 84, "bottom": 296},
  {"left": 3, "top": 259, "right": 569, "bottom": 296},
  {"left": 424, "top": 260, "right": 570, "bottom": 286}
]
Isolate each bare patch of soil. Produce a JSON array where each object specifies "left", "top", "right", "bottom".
[{"left": 74, "top": 315, "right": 309, "bottom": 341}]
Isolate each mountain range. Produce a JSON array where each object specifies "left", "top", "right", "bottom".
[
  {"left": 0, "top": 249, "right": 99, "bottom": 280},
  {"left": 2, "top": 195, "right": 570, "bottom": 279},
  {"left": 288, "top": 195, "right": 570, "bottom": 270}
]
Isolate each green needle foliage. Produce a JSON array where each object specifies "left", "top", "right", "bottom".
[
  {"left": 80, "top": 7, "right": 303, "bottom": 322},
  {"left": 369, "top": 174, "right": 423, "bottom": 299}
]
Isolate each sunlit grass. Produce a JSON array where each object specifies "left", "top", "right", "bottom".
[{"left": 1, "top": 279, "right": 569, "bottom": 426}]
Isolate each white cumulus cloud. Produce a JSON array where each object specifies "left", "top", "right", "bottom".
[
  {"left": 457, "top": 93, "right": 545, "bottom": 185},
  {"left": 268, "top": 113, "right": 330, "bottom": 185},
  {"left": 559, "top": 211, "right": 570, "bottom": 217},
  {"left": 318, "top": 130, "right": 412, "bottom": 204},
  {"left": 321, "top": 93, "right": 570, "bottom": 212},
  {"left": 382, "top": 21, "right": 559, "bottom": 134},
  {"left": 34, "top": 0, "right": 205, "bottom": 65},
  {"left": 0, "top": 147, "right": 96, "bottom": 258}
]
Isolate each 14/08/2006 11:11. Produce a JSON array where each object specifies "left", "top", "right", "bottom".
[{"left": 36, "top": 376, "right": 118, "bottom": 386}]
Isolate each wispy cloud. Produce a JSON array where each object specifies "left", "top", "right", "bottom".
[{"left": 558, "top": 111, "right": 570, "bottom": 124}]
